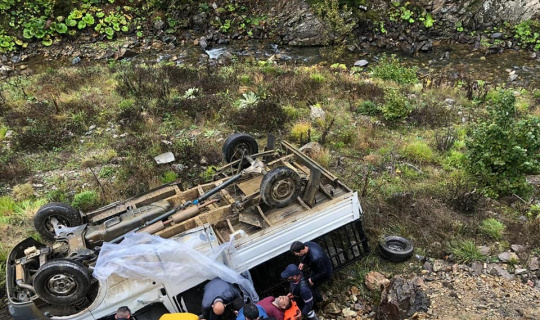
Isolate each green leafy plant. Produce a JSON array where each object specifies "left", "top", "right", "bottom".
[
  {"left": 401, "top": 141, "right": 434, "bottom": 163},
  {"left": 238, "top": 92, "right": 259, "bottom": 109},
  {"left": 161, "top": 170, "right": 178, "bottom": 183},
  {"left": 309, "top": 73, "right": 326, "bottom": 83},
  {"left": 355, "top": 100, "right": 379, "bottom": 116},
  {"left": 513, "top": 20, "right": 540, "bottom": 51},
  {"left": 371, "top": 54, "right": 418, "bottom": 85},
  {"left": 479, "top": 218, "right": 505, "bottom": 240},
  {"left": 381, "top": 88, "right": 413, "bottom": 122},
  {"left": 183, "top": 87, "right": 200, "bottom": 99},
  {"left": 465, "top": 90, "right": 540, "bottom": 198}
]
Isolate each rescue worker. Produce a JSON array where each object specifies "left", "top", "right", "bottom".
[
  {"left": 280, "top": 264, "right": 318, "bottom": 320},
  {"left": 236, "top": 302, "right": 268, "bottom": 320},
  {"left": 201, "top": 278, "right": 243, "bottom": 320},
  {"left": 115, "top": 306, "right": 132, "bottom": 320},
  {"left": 257, "top": 296, "right": 291, "bottom": 320},
  {"left": 290, "top": 241, "right": 333, "bottom": 302}
]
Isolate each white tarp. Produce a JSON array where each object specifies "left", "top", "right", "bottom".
[{"left": 92, "top": 231, "right": 259, "bottom": 302}]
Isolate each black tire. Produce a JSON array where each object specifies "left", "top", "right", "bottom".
[
  {"left": 260, "top": 166, "right": 301, "bottom": 208},
  {"left": 222, "top": 133, "right": 259, "bottom": 165},
  {"left": 34, "top": 203, "right": 83, "bottom": 241},
  {"left": 33, "top": 259, "right": 92, "bottom": 306},
  {"left": 378, "top": 236, "right": 414, "bottom": 262}
]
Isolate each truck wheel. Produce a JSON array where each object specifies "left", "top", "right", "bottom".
[
  {"left": 33, "top": 259, "right": 92, "bottom": 306},
  {"left": 34, "top": 203, "right": 83, "bottom": 241},
  {"left": 260, "top": 167, "right": 301, "bottom": 208},
  {"left": 378, "top": 236, "right": 414, "bottom": 262},
  {"left": 222, "top": 133, "right": 259, "bottom": 165}
]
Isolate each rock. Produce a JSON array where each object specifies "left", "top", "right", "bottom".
[
  {"left": 154, "top": 152, "right": 175, "bottom": 164},
  {"left": 498, "top": 252, "right": 519, "bottom": 263},
  {"left": 342, "top": 308, "right": 357, "bottom": 317},
  {"left": 508, "top": 71, "right": 518, "bottom": 82},
  {"left": 324, "top": 302, "right": 341, "bottom": 315},
  {"left": 350, "top": 286, "right": 360, "bottom": 296},
  {"left": 71, "top": 56, "right": 81, "bottom": 64},
  {"left": 354, "top": 59, "right": 369, "bottom": 67},
  {"left": 433, "top": 259, "right": 445, "bottom": 272},
  {"left": 515, "top": 268, "right": 527, "bottom": 275},
  {"left": 310, "top": 105, "right": 325, "bottom": 120},
  {"left": 154, "top": 19, "right": 165, "bottom": 30},
  {"left": 528, "top": 257, "right": 539, "bottom": 271},
  {"left": 511, "top": 244, "right": 525, "bottom": 253},
  {"left": 477, "top": 246, "right": 491, "bottom": 256},
  {"left": 381, "top": 276, "right": 430, "bottom": 319},
  {"left": 493, "top": 265, "right": 514, "bottom": 280},
  {"left": 491, "top": 32, "right": 503, "bottom": 39},
  {"left": 471, "top": 261, "right": 483, "bottom": 275},
  {"left": 443, "top": 98, "right": 455, "bottom": 106},
  {"left": 365, "top": 271, "right": 390, "bottom": 291},
  {"left": 423, "top": 261, "right": 433, "bottom": 273},
  {"left": 199, "top": 36, "right": 208, "bottom": 50},
  {"left": 299, "top": 141, "right": 323, "bottom": 157}
]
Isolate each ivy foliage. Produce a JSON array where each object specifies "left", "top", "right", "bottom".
[{"left": 465, "top": 90, "right": 540, "bottom": 198}]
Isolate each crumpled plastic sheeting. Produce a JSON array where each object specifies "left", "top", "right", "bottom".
[{"left": 92, "top": 231, "right": 259, "bottom": 302}]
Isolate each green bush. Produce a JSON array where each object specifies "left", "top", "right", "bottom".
[
  {"left": 309, "top": 73, "right": 326, "bottom": 83},
  {"left": 401, "top": 141, "right": 434, "bottom": 163},
  {"left": 355, "top": 100, "right": 379, "bottom": 116},
  {"left": 465, "top": 90, "right": 540, "bottom": 198},
  {"left": 161, "top": 170, "right": 178, "bottom": 183},
  {"left": 72, "top": 190, "right": 100, "bottom": 212},
  {"left": 479, "top": 218, "right": 505, "bottom": 240},
  {"left": 381, "top": 88, "right": 413, "bottom": 122},
  {"left": 371, "top": 54, "right": 418, "bottom": 85}
]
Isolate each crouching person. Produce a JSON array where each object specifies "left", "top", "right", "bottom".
[{"left": 281, "top": 264, "right": 318, "bottom": 320}]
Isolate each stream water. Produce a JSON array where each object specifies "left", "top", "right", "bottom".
[{"left": 13, "top": 41, "right": 540, "bottom": 89}]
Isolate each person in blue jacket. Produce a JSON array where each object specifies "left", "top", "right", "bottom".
[
  {"left": 281, "top": 264, "right": 318, "bottom": 320},
  {"left": 201, "top": 278, "right": 243, "bottom": 320},
  {"left": 290, "top": 241, "right": 333, "bottom": 302},
  {"left": 236, "top": 302, "right": 268, "bottom": 320}
]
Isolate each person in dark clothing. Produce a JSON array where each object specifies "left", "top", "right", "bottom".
[
  {"left": 290, "top": 241, "right": 333, "bottom": 302},
  {"left": 202, "top": 278, "right": 244, "bottom": 320},
  {"left": 115, "top": 306, "right": 131, "bottom": 320},
  {"left": 280, "top": 264, "right": 318, "bottom": 320},
  {"left": 236, "top": 302, "right": 268, "bottom": 320}
]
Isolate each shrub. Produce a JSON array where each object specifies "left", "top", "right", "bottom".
[
  {"left": 161, "top": 170, "right": 178, "bottom": 184},
  {"left": 309, "top": 73, "right": 326, "bottom": 83},
  {"left": 449, "top": 240, "right": 485, "bottom": 263},
  {"left": 355, "top": 100, "right": 379, "bottom": 116},
  {"left": 229, "top": 101, "right": 289, "bottom": 133},
  {"left": 12, "top": 183, "right": 34, "bottom": 201},
  {"left": 381, "top": 88, "right": 413, "bottom": 122},
  {"left": 479, "top": 218, "right": 505, "bottom": 240},
  {"left": 371, "top": 54, "right": 418, "bottom": 85},
  {"left": 71, "top": 190, "right": 100, "bottom": 212},
  {"left": 290, "top": 121, "right": 312, "bottom": 142},
  {"left": 0, "top": 196, "right": 16, "bottom": 216},
  {"left": 401, "top": 141, "right": 434, "bottom": 163},
  {"left": 465, "top": 90, "right": 540, "bottom": 198}
]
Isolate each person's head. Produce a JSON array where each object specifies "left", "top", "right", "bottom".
[
  {"left": 115, "top": 306, "right": 131, "bottom": 319},
  {"left": 281, "top": 264, "right": 301, "bottom": 282},
  {"left": 274, "top": 296, "right": 291, "bottom": 310},
  {"left": 229, "top": 297, "right": 245, "bottom": 316},
  {"left": 212, "top": 298, "right": 225, "bottom": 316},
  {"left": 243, "top": 303, "right": 260, "bottom": 320},
  {"left": 290, "top": 241, "right": 307, "bottom": 257}
]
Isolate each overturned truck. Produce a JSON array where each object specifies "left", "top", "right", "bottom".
[{"left": 6, "top": 133, "right": 369, "bottom": 320}]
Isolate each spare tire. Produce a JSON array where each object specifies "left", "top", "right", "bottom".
[{"left": 379, "top": 236, "right": 414, "bottom": 262}]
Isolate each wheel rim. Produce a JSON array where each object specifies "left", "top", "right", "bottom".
[
  {"left": 44, "top": 216, "right": 70, "bottom": 235},
  {"left": 231, "top": 142, "right": 253, "bottom": 161},
  {"left": 271, "top": 178, "right": 295, "bottom": 201},
  {"left": 46, "top": 273, "right": 78, "bottom": 296},
  {"left": 387, "top": 240, "right": 406, "bottom": 251}
]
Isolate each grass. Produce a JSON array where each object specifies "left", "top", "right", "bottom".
[
  {"left": 479, "top": 218, "right": 505, "bottom": 240},
  {"left": 449, "top": 240, "right": 485, "bottom": 263}
]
